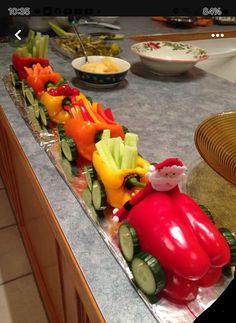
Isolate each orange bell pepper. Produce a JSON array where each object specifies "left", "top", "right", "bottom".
[
  {"left": 25, "top": 63, "right": 61, "bottom": 97},
  {"left": 63, "top": 119, "right": 124, "bottom": 161}
]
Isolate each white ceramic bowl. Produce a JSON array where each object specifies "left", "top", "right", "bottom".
[
  {"left": 131, "top": 41, "right": 208, "bottom": 76},
  {"left": 72, "top": 56, "right": 130, "bottom": 86}
]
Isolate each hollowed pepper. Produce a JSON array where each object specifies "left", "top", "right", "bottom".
[
  {"left": 63, "top": 119, "right": 125, "bottom": 161},
  {"left": 39, "top": 86, "right": 85, "bottom": 124},
  {"left": 12, "top": 53, "right": 49, "bottom": 80},
  {"left": 92, "top": 151, "right": 150, "bottom": 208}
]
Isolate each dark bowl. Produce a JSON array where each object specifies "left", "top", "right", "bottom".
[{"left": 71, "top": 56, "right": 130, "bottom": 85}]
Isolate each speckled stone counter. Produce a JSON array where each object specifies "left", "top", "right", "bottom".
[{"left": 1, "top": 17, "right": 236, "bottom": 323}]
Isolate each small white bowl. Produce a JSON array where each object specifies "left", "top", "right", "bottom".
[
  {"left": 72, "top": 56, "right": 130, "bottom": 87},
  {"left": 131, "top": 41, "right": 208, "bottom": 76}
]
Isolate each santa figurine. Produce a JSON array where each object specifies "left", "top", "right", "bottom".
[{"left": 112, "top": 157, "right": 187, "bottom": 223}]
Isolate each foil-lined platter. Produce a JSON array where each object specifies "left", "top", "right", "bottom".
[{"left": 3, "top": 74, "right": 234, "bottom": 323}]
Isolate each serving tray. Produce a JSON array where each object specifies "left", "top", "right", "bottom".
[{"left": 3, "top": 74, "right": 233, "bottom": 323}]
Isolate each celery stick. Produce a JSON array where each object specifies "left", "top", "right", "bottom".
[
  {"left": 34, "top": 32, "right": 41, "bottom": 58},
  {"left": 43, "top": 35, "right": 49, "bottom": 59},
  {"left": 16, "top": 47, "right": 22, "bottom": 56},
  {"left": 101, "top": 129, "right": 111, "bottom": 140},
  {"left": 32, "top": 45, "right": 37, "bottom": 58},
  {"left": 108, "top": 137, "right": 116, "bottom": 159},
  {"left": 95, "top": 139, "right": 118, "bottom": 171},
  {"left": 20, "top": 46, "right": 29, "bottom": 57},
  {"left": 119, "top": 140, "right": 125, "bottom": 167},
  {"left": 112, "top": 137, "right": 123, "bottom": 168},
  {"left": 124, "top": 132, "right": 139, "bottom": 148},
  {"left": 26, "top": 30, "right": 34, "bottom": 43},
  {"left": 121, "top": 146, "right": 137, "bottom": 169},
  {"left": 39, "top": 37, "right": 44, "bottom": 58},
  {"left": 35, "top": 39, "right": 40, "bottom": 58},
  {"left": 26, "top": 30, "right": 35, "bottom": 55}
]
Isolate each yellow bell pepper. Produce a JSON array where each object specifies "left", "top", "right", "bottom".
[
  {"left": 92, "top": 151, "right": 150, "bottom": 208},
  {"left": 39, "top": 91, "right": 84, "bottom": 124},
  {"left": 40, "top": 92, "right": 64, "bottom": 118}
]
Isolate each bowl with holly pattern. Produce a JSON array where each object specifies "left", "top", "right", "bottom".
[{"left": 131, "top": 41, "right": 208, "bottom": 76}]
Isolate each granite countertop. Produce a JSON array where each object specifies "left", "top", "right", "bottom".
[{"left": 1, "top": 17, "right": 236, "bottom": 323}]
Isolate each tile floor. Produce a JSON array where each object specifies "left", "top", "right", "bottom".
[{"left": 0, "top": 174, "right": 49, "bottom": 322}]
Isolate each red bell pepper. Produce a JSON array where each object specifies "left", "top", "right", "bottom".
[
  {"left": 171, "top": 192, "right": 230, "bottom": 268},
  {"left": 97, "top": 104, "right": 116, "bottom": 124},
  {"left": 104, "top": 108, "right": 115, "bottom": 121},
  {"left": 114, "top": 158, "right": 230, "bottom": 303},
  {"left": 160, "top": 271, "right": 199, "bottom": 304},
  {"left": 12, "top": 53, "right": 49, "bottom": 80},
  {"left": 127, "top": 191, "right": 211, "bottom": 280}
]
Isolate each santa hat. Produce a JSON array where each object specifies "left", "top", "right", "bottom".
[{"left": 148, "top": 158, "right": 187, "bottom": 173}]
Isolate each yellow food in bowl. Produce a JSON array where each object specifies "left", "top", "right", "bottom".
[{"left": 80, "top": 58, "right": 121, "bottom": 73}]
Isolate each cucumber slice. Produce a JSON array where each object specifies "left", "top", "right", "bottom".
[
  {"left": 21, "top": 80, "right": 28, "bottom": 97},
  {"left": 57, "top": 123, "right": 66, "bottom": 141},
  {"left": 61, "top": 158, "right": 73, "bottom": 182},
  {"left": 118, "top": 223, "right": 139, "bottom": 262},
  {"left": 39, "top": 105, "right": 50, "bottom": 127},
  {"left": 81, "top": 188, "right": 92, "bottom": 207},
  {"left": 25, "top": 88, "right": 35, "bottom": 105},
  {"left": 9, "top": 65, "right": 20, "bottom": 88},
  {"left": 61, "top": 136, "right": 77, "bottom": 162},
  {"left": 199, "top": 204, "right": 215, "bottom": 223},
  {"left": 219, "top": 227, "right": 236, "bottom": 266},
  {"left": 131, "top": 252, "right": 165, "bottom": 296},
  {"left": 83, "top": 165, "right": 97, "bottom": 191},
  {"left": 32, "top": 100, "right": 40, "bottom": 119},
  {"left": 89, "top": 205, "right": 99, "bottom": 223},
  {"left": 92, "top": 180, "right": 107, "bottom": 210}
]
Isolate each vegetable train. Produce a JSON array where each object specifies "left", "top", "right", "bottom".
[{"left": 9, "top": 35, "right": 236, "bottom": 306}]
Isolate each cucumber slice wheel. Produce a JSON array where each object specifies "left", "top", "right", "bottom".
[
  {"left": 61, "top": 136, "right": 77, "bottom": 162},
  {"left": 118, "top": 223, "right": 139, "bottom": 262},
  {"left": 131, "top": 252, "right": 165, "bottom": 296},
  {"left": 25, "top": 88, "right": 35, "bottom": 106},
  {"left": 219, "top": 227, "right": 236, "bottom": 266},
  {"left": 198, "top": 204, "right": 215, "bottom": 223},
  {"left": 57, "top": 123, "right": 66, "bottom": 141},
  {"left": 83, "top": 165, "right": 97, "bottom": 191},
  {"left": 92, "top": 180, "right": 107, "bottom": 210},
  {"left": 39, "top": 105, "right": 50, "bottom": 127}
]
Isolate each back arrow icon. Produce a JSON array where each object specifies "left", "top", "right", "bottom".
[{"left": 15, "top": 30, "right": 21, "bottom": 40}]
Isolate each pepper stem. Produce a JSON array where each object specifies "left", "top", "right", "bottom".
[{"left": 126, "top": 177, "right": 145, "bottom": 189}]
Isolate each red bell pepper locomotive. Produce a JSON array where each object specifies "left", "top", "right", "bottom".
[{"left": 113, "top": 158, "right": 234, "bottom": 304}]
